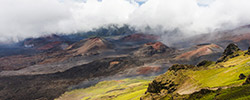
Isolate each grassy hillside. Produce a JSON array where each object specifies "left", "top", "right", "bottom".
[
  {"left": 187, "top": 84, "right": 250, "bottom": 100},
  {"left": 181, "top": 51, "right": 250, "bottom": 90},
  {"left": 56, "top": 76, "right": 153, "bottom": 100},
  {"left": 142, "top": 44, "right": 250, "bottom": 100}
]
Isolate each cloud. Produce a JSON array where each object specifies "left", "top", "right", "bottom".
[
  {"left": 0, "top": 0, "right": 138, "bottom": 42},
  {"left": 0, "top": 0, "right": 72, "bottom": 42},
  {"left": 0, "top": 0, "right": 250, "bottom": 43},
  {"left": 130, "top": 0, "right": 250, "bottom": 35},
  {"left": 197, "top": 0, "right": 214, "bottom": 6}
]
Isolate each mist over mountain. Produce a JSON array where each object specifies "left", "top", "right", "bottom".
[
  {"left": 1, "top": 0, "right": 250, "bottom": 44},
  {"left": 1, "top": 1, "right": 250, "bottom": 100}
]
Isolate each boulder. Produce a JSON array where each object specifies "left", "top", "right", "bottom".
[
  {"left": 245, "top": 47, "right": 250, "bottom": 55},
  {"left": 188, "top": 89, "right": 215, "bottom": 100},
  {"left": 147, "top": 80, "right": 177, "bottom": 94},
  {"left": 243, "top": 75, "right": 250, "bottom": 85},
  {"left": 197, "top": 60, "right": 213, "bottom": 67},
  {"left": 239, "top": 73, "right": 246, "bottom": 80},
  {"left": 168, "top": 64, "right": 196, "bottom": 72}
]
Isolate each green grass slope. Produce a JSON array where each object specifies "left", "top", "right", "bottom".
[
  {"left": 55, "top": 76, "right": 153, "bottom": 100},
  {"left": 142, "top": 46, "right": 250, "bottom": 100},
  {"left": 183, "top": 51, "right": 250, "bottom": 89},
  {"left": 187, "top": 84, "right": 250, "bottom": 100}
]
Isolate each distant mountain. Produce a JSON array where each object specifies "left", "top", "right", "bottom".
[
  {"left": 173, "top": 24, "right": 250, "bottom": 50},
  {"left": 175, "top": 43, "right": 223, "bottom": 62},
  {"left": 133, "top": 42, "right": 175, "bottom": 57},
  {"left": 81, "top": 24, "right": 135, "bottom": 37},
  {"left": 2, "top": 24, "right": 250, "bottom": 100},
  {"left": 66, "top": 37, "right": 113, "bottom": 56},
  {"left": 121, "top": 33, "right": 159, "bottom": 42},
  {"left": 0, "top": 24, "right": 135, "bottom": 57}
]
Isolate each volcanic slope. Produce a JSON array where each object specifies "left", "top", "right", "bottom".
[
  {"left": 0, "top": 57, "right": 144, "bottom": 100},
  {"left": 141, "top": 43, "right": 250, "bottom": 100},
  {"left": 56, "top": 43, "right": 250, "bottom": 100},
  {"left": 0, "top": 37, "right": 117, "bottom": 76}
]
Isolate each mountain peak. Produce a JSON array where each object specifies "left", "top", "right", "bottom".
[
  {"left": 133, "top": 42, "right": 174, "bottom": 57},
  {"left": 175, "top": 43, "right": 223, "bottom": 61},
  {"left": 67, "top": 37, "right": 112, "bottom": 56},
  {"left": 144, "top": 42, "right": 169, "bottom": 50}
]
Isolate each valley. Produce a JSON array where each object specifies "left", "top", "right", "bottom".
[{"left": 1, "top": 25, "right": 250, "bottom": 100}]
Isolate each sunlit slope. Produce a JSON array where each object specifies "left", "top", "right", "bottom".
[
  {"left": 56, "top": 77, "right": 153, "bottom": 100},
  {"left": 142, "top": 44, "right": 250, "bottom": 99},
  {"left": 187, "top": 84, "right": 250, "bottom": 100}
]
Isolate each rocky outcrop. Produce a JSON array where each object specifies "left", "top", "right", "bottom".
[
  {"left": 168, "top": 64, "right": 196, "bottom": 72},
  {"left": 142, "top": 73, "right": 179, "bottom": 100},
  {"left": 245, "top": 47, "right": 250, "bottom": 55},
  {"left": 141, "top": 64, "right": 193, "bottom": 99},
  {"left": 243, "top": 75, "right": 250, "bottom": 85},
  {"left": 217, "top": 43, "right": 241, "bottom": 63},
  {"left": 147, "top": 80, "right": 177, "bottom": 93},
  {"left": 239, "top": 73, "right": 246, "bottom": 80},
  {"left": 196, "top": 60, "right": 213, "bottom": 67},
  {"left": 187, "top": 89, "right": 215, "bottom": 100}
]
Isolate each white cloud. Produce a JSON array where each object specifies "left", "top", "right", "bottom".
[
  {"left": 130, "top": 0, "right": 250, "bottom": 35},
  {"left": 135, "top": 0, "right": 148, "bottom": 2},
  {"left": 1, "top": 0, "right": 250, "bottom": 42},
  {"left": 0, "top": 0, "right": 72, "bottom": 41},
  {"left": 197, "top": 0, "right": 214, "bottom": 6}
]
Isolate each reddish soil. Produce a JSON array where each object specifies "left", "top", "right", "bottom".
[
  {"left": 136, "top": 66, "right": 161, "bottom": 75},
  {"left": 37, "top": 41, "right": 62, "bottom": 50},
  {"left": 145, "top": 42, "right": 166, "bottom": 50},
  {"left": 176, "top": 44, "right": 223, "bottom": 60}
]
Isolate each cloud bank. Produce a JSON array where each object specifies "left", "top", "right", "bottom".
[{"left": 1, "top": 0, "right": 250, "bottom": 42}]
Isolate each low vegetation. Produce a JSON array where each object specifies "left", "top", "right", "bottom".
[
  {"left": 57, "top": 44, "right": 250, "bottom": 100},
  {"left": 56, "top": 77, "right": 154, "bottom": 100},
  {"left": 142, "top": 44, "right": 250, "bottom": 99}
]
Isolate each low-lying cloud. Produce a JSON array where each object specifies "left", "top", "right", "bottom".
[{"left": 1, "top": 0, "right": 250, "bottom": 42}]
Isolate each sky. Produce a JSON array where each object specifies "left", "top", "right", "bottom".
[{"left": 0, "top": 0, "right": 250, "bottom": 42}]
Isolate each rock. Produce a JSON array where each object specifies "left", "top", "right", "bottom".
[
  {"left": 245, "top": 47, "right": 250, "bottom": 55},
  {"left": 168, "top": 64, "right": 196, "bottom": 72},
  {"left": 243, "top": 75, "right": 250, "bottom": 85},
  {"left": 217, "top": 43, "right": 241, "bottom": 63},
  {"left": 147, "top": 80, "right": 177, "bottom": 94},
  {"left": 223, "top": 43, "right": 240, "bottom": 55},
  {"left": 197, "top": 60, "right": 213, "bottom": 67},
  {"left": 147, "top": 80, "right": 162, "bottom": 93},
  {"left": 239, "top": 73, "right": 246, "bottom": 80},
  {"left": 188, "top": 89, "right": 215, "bottom": 100}
]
